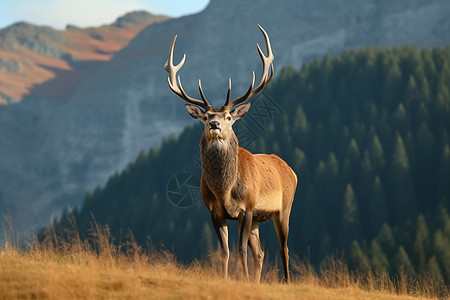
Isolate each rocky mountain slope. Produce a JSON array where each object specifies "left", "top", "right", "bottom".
[
  {"left": 1, "top": 0, "right": 450, "bottom": 234},
  {"left": 0, "top": 11, "right": 168, "bottom": 103},
  {"left": 0, "top": 11, "right": 170, "bottom": 231}
]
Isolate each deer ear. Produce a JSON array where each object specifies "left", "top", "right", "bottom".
[
  {"left": 185, "top": 104, "right": 205, "bottom": 120},
  {"left": 231, "top": 102, "right": 251, "bottom": 120}
]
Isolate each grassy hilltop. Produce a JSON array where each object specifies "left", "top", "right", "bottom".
[{"left": 0, "top": 227, "right": 437, "bottom": 299}]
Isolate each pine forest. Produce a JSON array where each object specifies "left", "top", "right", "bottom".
[{"left": 49, "top": 46, "right": 450, "bottom": 292}]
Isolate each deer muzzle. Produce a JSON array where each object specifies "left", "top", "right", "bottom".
[{"left": 209, "top": 121, "right": 222, "bottom": 137}]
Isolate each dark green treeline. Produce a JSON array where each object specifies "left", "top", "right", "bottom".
[{"left": 49, "top": 46, "right": 450, "bottom": 286}]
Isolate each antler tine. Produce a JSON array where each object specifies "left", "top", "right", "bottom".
[
  {"left": 226, "top": 25, "right": 274, "bottom": 108},
  {"left": 198, "top": 79, "right": 210, "bottom": 107},
  {"left": 224, "top": 78, "right": 232, "bottom": 107},
  {"left": 164, "top": 35, "right": 210, "bottom": 109},
  {"left": 226, "top": 72, "right": 255, "bottom": 108}
]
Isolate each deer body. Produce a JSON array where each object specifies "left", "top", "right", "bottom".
[
  {"left": 201, "top": 138, "right": 295, "bottom": 222},
  {"left": 165, "top": 26, "right": 297, "bottom": 283}
]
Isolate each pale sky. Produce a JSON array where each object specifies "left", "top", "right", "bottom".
[{"left": 0, "top": 0, "right": 209, "bottom": 30}]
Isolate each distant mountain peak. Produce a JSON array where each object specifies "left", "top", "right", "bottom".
[
  {"left": 0, "top": 21, "right": 64, "bottom": 57},
  {"left": 1, "top": 21, "right": 59, "bottom": 36},
  {"left": 112, "top": 10, "right": 169, "bottom": 28}
]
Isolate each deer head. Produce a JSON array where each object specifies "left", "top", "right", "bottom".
[{"left": 164, "top": 25, "right": 274, "bottom": 143}]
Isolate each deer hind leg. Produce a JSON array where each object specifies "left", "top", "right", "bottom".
[
  {"left": 248, "top": 221, "right": 264, "bottom": 283},
  {"left": 274, "top": 212, "right": 290, "bottom": 283},
  {"left": 238, "top": 210, "right": 253, "bottom": 281},
  {"left": 211, "top": 215, "right": 229, "bottom": 279}
]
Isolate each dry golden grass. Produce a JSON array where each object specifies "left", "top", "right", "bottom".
[{"left": 0, "top": 222, "right": 441, "bottom": 300}]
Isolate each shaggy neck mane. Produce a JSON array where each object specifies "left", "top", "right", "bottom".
[{"left": 200, "top": 133, "right": 239, "bottom": 195}]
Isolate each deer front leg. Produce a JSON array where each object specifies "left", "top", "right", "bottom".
[
  {"left": 211, "top": 215, "right": 229, "bottom": 279},
  {"left": 248, "top": 221, "right": 264, "bottom": 283},
  {"left": 238, "top": 210, "right": 253, "bottom": 281}
]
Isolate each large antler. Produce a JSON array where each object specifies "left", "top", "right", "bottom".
[
  {"left": 224, "top": 25, "right": 274, "bottom": 109},
  {"left": 164, "top": 35, "right": 211, "bottom": 109}
]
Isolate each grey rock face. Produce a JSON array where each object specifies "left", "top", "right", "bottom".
[
  {"left": 0, "top": 22, "right": 66, "bottom": 57},
  {"left": 1, "top": 0, "right": 449, "bottom": 234}
]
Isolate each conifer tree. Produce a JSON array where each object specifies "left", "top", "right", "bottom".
[
  {"left": 432, "top": 230, "right": 450, "bottom": 283},
  {"left": 339, "top": 184, "right": 362, "bottom": 249},
  {"left": 419, "top": 77, "right": 431, "bottom": 103},
  {"left": 292, "top": 148, "right": 308, "bottom": 177},
  {"left": 338, "top": 126, "right": 351, "bottom": 157},
  {"left": 427, "top": 255, "right": 444, "bottom": 286},
  {"left": 350, "top": 240, "right": 371, "bottom": 273},
  {"left": 314, "top": 160, "right": 327, "bottom": 190},
  {"left": 376, "top": 223, "right": 397, "bottom": 258},
  {"left": 438, "top": 207, "right": 450, "bottom": 236},
  {"left": 382, "top": 62, "right": 402, "bottom": 110},
  {"left": 421, "top": 50, "right": 437, "bottom": 79},
  {"left": 324, "top": 152, "right": 341, "bottom": 234},
  {"left": 389, "top": 133, "right": 416, "bottom": 223},
  {"left": 393, "top": 246, "right": 414, "bottom": 278},
  {"left": 413, "top": 215, "right": 430, "bottom": 274},
  {"left": 359, "top": 150, "right": 375, "bottom": 234},
  {"left": 342, "top": 138, "right": 360, "bottom": 186},
  {"left": 293, "top": 105, "right": 309, "bottom": 135},
  {"left": 369, "top": 134, "right": 385, "bottom": 174},
  {"left": 368, "top": 176, "right": 388, "bottom": 237},
  {"left": 404, "top": 75, "right": 419, "bottom": 110},
  {"left": 393, "top": 103, "right": 408, "bottom": 134},
  {"left": 370, "top": 240, "right": 390, "bottom": 274},
  {"left": 326, "top": 151, "right": 339, "bottom": 177},
  {"left": 347, "top": 138, "right": 361, "bottom": 165}
]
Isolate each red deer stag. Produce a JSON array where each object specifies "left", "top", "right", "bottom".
[{"left": 164, "top": 25, "right": 297, "bottom": 283}]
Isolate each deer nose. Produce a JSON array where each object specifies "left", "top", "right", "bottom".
[{"left": 209, "top": 121, "right": 220, "bottom": 129}]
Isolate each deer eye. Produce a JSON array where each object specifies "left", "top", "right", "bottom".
[
  {"left": 203, "top": 116, "right": 207, "bottom": 121},
  {"left": 227, "top": 116, "right": 232, "bottom": 121}
]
